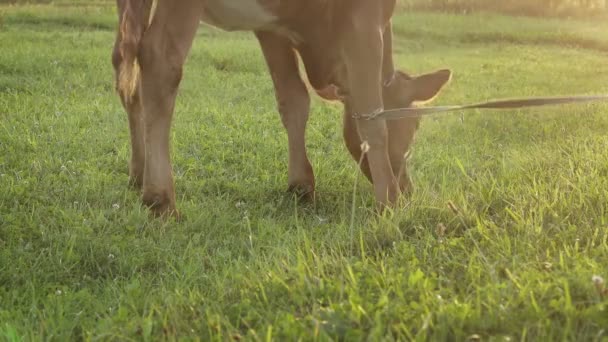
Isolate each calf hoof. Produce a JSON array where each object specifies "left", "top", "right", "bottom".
[
  {"left": 142, "top": 193, "right": 179, "bottom": 220},
  {"left": 287, "top": 182, "right": 315, "bottom": 202}
]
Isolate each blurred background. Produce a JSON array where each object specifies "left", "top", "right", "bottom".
[
  {"left": 401, "top": 0, "right": 607, "bottom": 17},
  {"left": 1, "top": 0, "right": 607, "bottom": 17}
]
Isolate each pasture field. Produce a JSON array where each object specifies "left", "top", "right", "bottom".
[{"left": 1, "top": 2, "right": 608, "bottom": 341}]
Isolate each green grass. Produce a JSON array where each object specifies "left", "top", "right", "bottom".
[{"left": 1, "top": 3, "right": 608, "bottom": 341}]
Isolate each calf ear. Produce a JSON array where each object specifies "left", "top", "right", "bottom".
[{"left": 411, "top": 69, "right": 452, "bottom": 103}]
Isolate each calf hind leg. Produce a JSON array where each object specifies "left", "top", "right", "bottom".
[{"left": 256, "top": 32, "right": 315, "bottom": 199}]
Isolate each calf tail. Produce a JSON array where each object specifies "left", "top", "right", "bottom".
[{"left": 117, "top": 0, "right": 157, "bottom": 101}]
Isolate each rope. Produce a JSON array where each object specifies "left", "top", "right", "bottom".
[{"left": 356, "top": 95, "right": 608, "bottom": 120}]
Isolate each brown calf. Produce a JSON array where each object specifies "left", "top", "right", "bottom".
[{"left": 112, "top": 0, "right": 451, "bottom": 217}]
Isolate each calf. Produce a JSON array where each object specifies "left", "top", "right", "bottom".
[{"left": 112, "top": 0, "right": 451, "bottom": 217}]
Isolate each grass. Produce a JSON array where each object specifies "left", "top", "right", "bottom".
[{"left": 1, "top": 3, "right": 608, "bottom": 341}]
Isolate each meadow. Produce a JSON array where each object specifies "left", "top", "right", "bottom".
[{"left": 1, "top": 2, "right": 608, "bottom": 340}]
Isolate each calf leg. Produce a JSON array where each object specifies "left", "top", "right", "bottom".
[
  {"left": 343, "top": 103, "right": 419, "bottom": 197},
  {"left": 137, "top": 1, "right": 200, "bottom": 217},
  {"left": 343, "top": 109, "right": 372, "bottom": 183},
  {"left": 112, "top": 3, "right": 145, "bottom": 189},
  {"left": 381, "top": 23, "right": 396, "bottom": 85},
  {"left": 378, "top": 20, "right": 415, "bottom": 194},
  {"left": 342, "top": 9, "right": 400, "bottom": 207},
  {"left": 116, "top": 58, "right": 145, "bottom": 189},
  {"left": 387, "top": 118, "right": 419, "bottom": 195},
  {"left": 256, "top": 31, "right": 315, "bottom": 199},
  {"left": 342, "top": 22, "right": 398, "bottom": 187}
]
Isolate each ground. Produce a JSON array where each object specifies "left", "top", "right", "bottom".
[{"left": 0, "top": 2, "right": 607, "bottom": 340}]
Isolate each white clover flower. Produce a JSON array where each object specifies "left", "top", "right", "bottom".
[{"left": 592, "top": 275, "right": 604, "bottom": 286}]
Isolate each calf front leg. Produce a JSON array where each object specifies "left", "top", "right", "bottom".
[
  {"left": 387, "top": 118, "right": 419, "bottom": 196},
  {"left": 343, "top": 110, "right": 416, "bottom": 197},
  {"left": 342, "top": 20, "right": 403, "bottom": 193},
  {"left": 256, "top": 31, "right": 315, "bottom": 199},
  {"left": 137, "top": 2, "right": 200, "bottom": 217},
  {"left": 342, "top": 16, "right": 400, "bottom": 207},
  {"left": 343, "top": 108, "right": 372, "bottom": 183}
]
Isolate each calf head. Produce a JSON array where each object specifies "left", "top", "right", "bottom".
[{"left": 382, "top": 68, "right": 452, "bottom": 194}]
